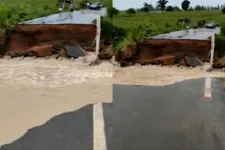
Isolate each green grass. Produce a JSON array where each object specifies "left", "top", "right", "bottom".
[
  {"left": 1, "top": 0, "right": 56, "bottom": 7},
  {"left": 113, "top": 11, "right": 225, "bottom": 35},
  {"left": 0, "top": 0, "right": 58, "bottom": 31},
  {"left": 113, "top": 10, "right": 225, "bottom": 52}
]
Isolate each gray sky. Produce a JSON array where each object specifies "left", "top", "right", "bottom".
[{"left": 113, "top": 0, "right": 225, "bottom": 10}]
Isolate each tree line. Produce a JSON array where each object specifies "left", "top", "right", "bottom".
[{"left": 112, "top": 0, "right": 225, "bottom": 16}]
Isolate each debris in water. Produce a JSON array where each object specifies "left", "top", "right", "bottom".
[{"left": 64, "top": 45, "right": 87, "bottom": 58}]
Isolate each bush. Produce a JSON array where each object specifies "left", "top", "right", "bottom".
[
  {"left": 222, "top": 7, "right": 225, "bottom": 14},
  {"left": 126, "top": 8, "right": 136, "bottom": 16},
  {"left": 106, "top": 0, "right": 113, "bottom": 18},
  {"left": 126, "top": 25, "right": 145, "bottom": 43},
  {"left": 113, "top": 25, "right": 127, "bottom": 42},
  {"left": 93, "top": 18, "right": 115, "bottom": 41},
  {"left": 197, "top": 19, "right": 206, "bottom": 27},
  {"left": 220, "top": 24, "right": 225, "bottom": 36},
  {"left": 18, "top": 12, "right": 27, "bottom": 18},
  {"left": 79, "top": 0, "right": 87, "bottom": 9},
  {"left": 112, "top": 7, "right": 119, "bottom": 16},
  {"left": 165, "top": 22, "right": 171, "bottom": 28},
  {"left": 215, "top": 34, "right": 225, "bottom": 57},
  {"left": 44, "top": 4, "right": 49, "bottom": 10},
  {"left": 166, "top": 6, "right": 174, "bottom": 12}
]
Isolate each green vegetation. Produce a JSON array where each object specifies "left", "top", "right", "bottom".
[
  {"left": 114, "top": 11, "right": 225, "bottom": 32},
  {"left": 215, "top": 34, "right": 225, "bottom": 57},
  {"left": 126, "top": 8, "right": 136, "bottom": 16},
  {"left": 222, "top": 7, "right": 225, "bottom": 14},
  {"left": 113, "top": 10, "right": 225, "bottom": 52},
  {"left": 166, "top": 6, "right": 174, "bottom": 12},
  {"left": 0, "top": 0, "right": 58, "bottom": 54},
  {"left": 113, "top": 0, "right": 225, "bottom": 54},
  {"left": 157, "top": 0, "right": 168, "bottom": 11},
  {"left": 112, "top": 0, "right": 225, "bottom": 54},
  {"left": 105, "top": 0, "right": 112, "bottom": 18},
  {"left": 0, "top": 0, "right": 111, "bottom": 54},
  {"left": 181, "top": 0, "right": 190, "bottom": 11},
  {"left": 0, "top": 0, "right": 58, "bottom": 29},
  {"left": 215, "top": 23, "right": 225, "bottom": 57}
]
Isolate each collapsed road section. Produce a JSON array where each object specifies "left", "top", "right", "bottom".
[
  {"left": 5, "top": 23, "right": 112, "bottom": 60},
  {"left": 116, "top": 28, "right": 225, "bottom": 69},
  {"left": 1, "top": 7, "right": 112, "bottom": 63},
  {"left": 117, "top": 39, "right": 211, "bottom": 67}
]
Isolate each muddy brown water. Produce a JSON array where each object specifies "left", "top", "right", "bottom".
[
  {"left": 113, "top": 64, "right": 224, "bottom": 86},
  {"left": 0, "top": 57, "right": 112, "bottom": 146},
  {"left": 0, "top": 56, "right": 224, "bottom": 146},
  {"left": 0, "top": 57, "right": 112, "bottom": 87}
]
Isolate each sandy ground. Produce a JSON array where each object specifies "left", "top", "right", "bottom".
[
  {"left": 113, "top": 63, "right": 225, "bottom": 86},
  {"left": 0, "top": 57, "right": 112, "bottom": 146}
]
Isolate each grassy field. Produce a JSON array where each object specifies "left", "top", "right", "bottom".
[
  {"left": 114, "top": 11, "right": 225, "bottom": 35},
  {"left": 113, "top": 10, "right": 225, "bottom": 52},
  {"left": 0, "top": 0, "right": 59, "bottom": 30}
]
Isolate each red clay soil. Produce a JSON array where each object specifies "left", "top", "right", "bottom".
[
  {"left": 6, "top": 24, "right": 97, "bottom": 53},
  {"left": 30, "top": 45, "right": 53, "bottom": 57},
  {"left": 117, "top": 39, "right": 211, "bottom": 66}
]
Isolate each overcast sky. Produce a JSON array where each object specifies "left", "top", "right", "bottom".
[{"left": 113, "top": 0, "right": 225, "bottom": 10}]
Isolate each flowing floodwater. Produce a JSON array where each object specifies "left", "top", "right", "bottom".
[
  {"left": 0, "top": 57, "right": 112, "bottom": 87},
  {"left": 113, "top": 64, "right": 224, "bottom": 86},
  {"left": 0, "top": 57, "right": 112, "bottom": 146}
]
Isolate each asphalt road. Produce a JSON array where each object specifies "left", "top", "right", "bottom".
[
  {"left": 152, "top": 27, "right": 220, "bottom": 40},
  {"left": 0, "top": 103, "right": 113, "bottom": 150},
  {"left": 20, "top": 8, "right": 106, "bottom": 24},
  {"left": 1, "top": 78, "right": 224, "bottom": 150},
  {"left": 113, "top": 77, "right": 225, "bottom": 150}
]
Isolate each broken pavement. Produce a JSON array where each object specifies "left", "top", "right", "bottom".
[
  {"left": 116, "top": 27, "right": 224, "bottom": 69},
  {"left": 117, "top": 39, "right": 210, "bottom": 67},
  {"left": 3, "top": 7, "right": 112, "bottom": 61},
  {"left": 5, "top": 24, "right": 112, "bottom": 60}
]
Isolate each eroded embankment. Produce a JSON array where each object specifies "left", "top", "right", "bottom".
[
  {"left": 6, "top": 24, "right": 97, "bottom": 53},
  {"left": 117, "top": 39, "right": 211, "bottom": 67},
  {"left": 0, "top": 31, "right": 5, "bottom": 54}
]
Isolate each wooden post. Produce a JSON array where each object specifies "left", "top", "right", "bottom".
[{"left": 95, "top": 15, "right": 101, "bottom": 56}]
